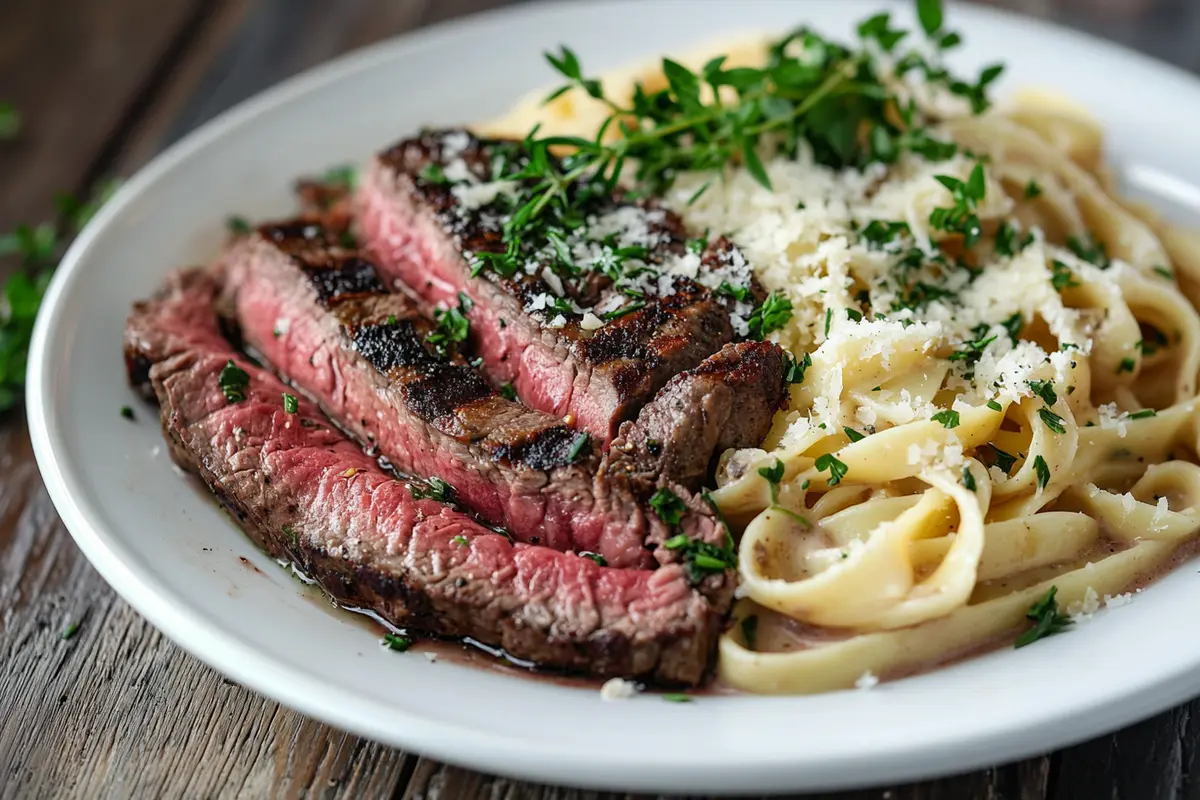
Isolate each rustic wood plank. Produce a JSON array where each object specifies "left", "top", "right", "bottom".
[{"left": 0, "top": 0, "right": 210, "bottom": 230}]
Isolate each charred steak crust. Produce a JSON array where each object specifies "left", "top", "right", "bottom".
[
  {"left": 126, "top": 268, "right": 726, "bottom": 686},
  {"left": 218, "top": 221, "right": 666, "bottom": 569},
  {"left": 358, "top": 128, "right": 761, "bottom": 443}
]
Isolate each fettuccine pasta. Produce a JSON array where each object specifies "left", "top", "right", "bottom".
[{"left": 482, "top": 18, "right": 1200, "bottom": 694}]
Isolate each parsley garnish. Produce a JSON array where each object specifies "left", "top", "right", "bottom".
[
  {"left": 758, "top": 459, "right": 785, "bottom": 504},
  {"left": 1014, "top": 586, "right": 1072, "bottom": 648},
  {"left": 650, "top": 487, "right": 687, "bottom": 526},
  {"left": 0, "top": 102, "right": 20, "bottom": 140},
  {"left": 218, "top": 360, "right": 250, "bottom": 402},
  {"left": 843, "top": 426, "right": 866, "bottom": 443},
  {"left": 226, "top": 215, "right": 252, "bottom": 235},
  {"left": 782, "top": 352, "right": 812, "bottom": 384},
  {"left": 741, "top": 615, "right": 758, "bottom": 651},
  {"left": 824, "top": 308, "right": 833, "bottom": 337},
  {"left": 1129, "top": 409, "right": 1157, "bottom": 420},
  {"left": 1038, "top": 407, "right": 1066, "bottom": 434},
  {"left": 567, "top": 432, "right": 591, "bottom": 463},
  {"left": 1028, "top": 379, "right": 1057, "bottom": 406},
  {"left": 282, "top": 525, "right": 298, "bottom": 546},
  {"left": 1117, "top": 357, "right": 1136, "bottom": 374},
  {"left": 815, "top": 453, "right": 848, "bottom": 486},
  {"left": 662, "top": 693, "right": 692, "bottom": 703},
  {"left": 929, "top": 163, "right": 987, "bottom": 247},
  {"left": 383, "top": 633, "right": 413, "bottom": 652},
  {"left": 61, "top": 621, "right": 80, "bottom": 640},
  {"left": 1024, "top": 179, "right": 1042, "bottom": 199},
  {"left": 931, "top": 409, "right": 960, "bottom": 429},
  {"left": 120, "top": 405, "right": 135, "bottom": 421},
  {"left": 1033, "top": 455, "right": 1051, "bottom": 489},
  {"left": 962, "top": 466, "right": 976, "bottom": 492},
  {"left": 451, "top": 535, "right": 468, "bottom": 547},
  {"left": 1153, "top": 265, "right": 1174, "bottom": 280},
  {"left": 1050, "top": 260, "right": 1079, "bottom": 291},
  {"left": 860, "top": 220, "right": 910, "bottom": 249},
  {"left": 1066, "top": 233, "right": 1109, "bottom": 268},
  {"left": 985, "top": 444, "right": 1019, "bottom": 474},
  {"left": 499, "top": 382, "right": 518, "bottom": 401},
  {"left": 663, "top": 533, "right": 736, "bottom": 584},
  {"left": 986, "top": 400, "right": 1003, "bottom": 412},
  {"left": 410, "top": 477, "right": 455, "bottom": 503},
  {"left": 746, "top": 292, "right": 793, "bottom": 340},
  {"left": 282, "top": 393, "right": 299, "bottom": 414},
  {"left": 426, "top": 293, "right": 472, "bottom": 356},
  {"left": 322, "top": 164, "right": 358, "bottom": 189},
  {"left": 580, "top": 551, "right": 607, "bottom": 566}
]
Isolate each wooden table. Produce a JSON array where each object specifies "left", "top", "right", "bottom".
[{"left": 3, "top": 1, "right": 1200, "bottom": 797}]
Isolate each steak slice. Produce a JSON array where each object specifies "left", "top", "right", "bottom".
[
  {"left": 607, "top": 341, "right": 790, "bottom": 496},
  {"left": 358, "top": 128, "right": 760, "bottom": 444},
  {"left": 218, "top": 218, "right": 657, "bottom": 569},
  {"left": 124, "top": 268, "right": 727, "bottom": 685}
]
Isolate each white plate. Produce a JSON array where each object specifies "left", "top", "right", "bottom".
[{"left": 26, "top": 0, "right": 1200, "bottom": 793}]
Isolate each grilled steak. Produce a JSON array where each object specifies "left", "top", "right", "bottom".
[
  {"left": 358, "top": 128, "right": 761, "bottom": 444},
  {"left": 606, "top": 341, "right": 789, "bottom": 496},
  {"left": 218, "top": 218, "right": 658, "bottom": 569},
  {"left": 125, "top": 268, "right": 729, "bottom": 685}
]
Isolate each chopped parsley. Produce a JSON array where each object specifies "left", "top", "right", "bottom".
[
  {"left": 929, "top": 163, "right": 987, "bottom": 247},
  {"left": 1066, "top": 233, "right": 1109, "bottom": 269},
  {"left": 426, "top": 293, "right": 472, "bottom": 356},
  {"left": 662, "top": 532, "right": 736, "bottom": 584},
  {"left": 282, "top": 525, "right": 298, "bottom": 546},
  {"left": 741, "top": 615, "right": 759, "bottom": 651},
  {"left": 451, "top": 535, "right": 468, "bottom": 547},
  {"left": 1014, "top": 586, "right": 1072, "bottom": 648},
  {"left": 567, "top": 432, "right": 591, "bottom": 463},
  {"left": 120, "top": 405, "right": 135, "bottom": 421},
  {"left": 650, "top": 487, "right": 687, "bottom": 526},
  {"left": 931, "top": 409, "right": 960, "bottom": 429},
  {"left": 217, "top": 360, "right": 250, "bottom": 402},
  {"left": 580, "top": 551, "right": 607, "bottom": 566},
  {"left": 0, "top": 102, "right": 19, "bottom": 140},
  {"left": 499, "top": 382, "right": 518, "bottom": 401},
  {"left": 1027, "top": 379, "right": 1057, "bottom": 406},
  {"left": 383, "top": 633, "right": 413, "bottom": 652},
  {"left": 226, "top": 215, "right": 252, "bottom": 235},
  {"left": 1033, "top": 455, "right": 1050, "bottom": 489},
  {"left": 782, "top": 352, "right": 812, "bottom": 384},
  {"left": 758, "top": 458, "right": 785, "bottom": 504},
  {"left": 814, "top": 453, "right": 848, "bottom": 486},
  {"left": 1129, "top": 409, "right": 1157, "bottom": 420},
  {"left": 1050, "top": 260, "right": 1080, "bottom": 291},
  {"left": 986, "top": 399, "right": 1003, "bottom": 412},
  {"left": 985, "top": 444, "right": 1019, "bottom": 474},
  {"left": 1038, "top": 407, "right": 1066, "bottom": 435},
  {"left": 962, "top": 466, "right": 976, "bottom": 492},
  {"left": 1153, "top": 265, "right": 1174, "bottom": 280},
  {"left": 1117, "top": 357, "right": 1136, "bottom": 374},
  {"left": 746, "top": 292, "right": 793, "bottom": 340},
  {"left": 282, "top": 392, "right": 299, "bottom": 414},
  {"left": 60, "top": 621, "right": 80, "bottom": 640},
  {"left": 1024, "top": 179, "right": 1042, "bottom": 199},
  {"left": 409, "top": 477, "right": 455, "bottom": 503},
  {"left": 662, "top": 693, "right": 692, "bottom": 703},
  {"left": 859, "top": 220, "right": 911, "bottom": 249},
  {"left": 843, "top": 426, "right": 866, "bottom": 443}
]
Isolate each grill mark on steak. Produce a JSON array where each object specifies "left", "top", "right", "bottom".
[
  {"left": 124, "top": 268, "right": 726, "bottom": 685},
  {"left": 358, "top": 128, "right": 760, "bottom": 444},
  {"left": 219, "top": 223, "right": 666, "bottom": 568}
]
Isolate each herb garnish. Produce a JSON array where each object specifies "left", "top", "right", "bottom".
[
  {"left": 499, "top": 382, "right": 518, "bottom": 401},
  {"left": 1066, "top": 234, "right": 1109, "bottom": 268},
  {"left": 843, "top": 426, "right": 866, "bottom": 443},
  {"left": 650, "top": 487, "right": 687, "bottom": 526},
  {"left": 218, "top": 360, "right": 250, "bottom": 402},
  {"left": 1024, "top": 180, "right": 1042, "bottom": 199},
  {"left": 1050, "top": 260, "right": 1080, "bottom": 291},
  {"left": 814, "top": 453, "right": 848, "bottom": 486},
  {"left": 451, "top": 535, "right": 469, "bottom": 547},
  {"left": 1117, "top": 357, "right": 1136, "bottom": 374},
  {"left": 282, "top": 393, "right": 299, "bottom": 414},
  {"left": 741, "top": 615, "right": 758, "bottom": 651},
  {"left": 226, "top": 215, "right": 252, "bottom": 235},
  {"left": 1033, "top": 455, "right": 1050, "bottom": 489},
  {"left": 1028, "top": 379, "right": 1057, "bottom": 406},
  {"left": 782, "top": 352, "right": 812, "bottom": 384},
  {"left": 746, "top": 292, "right": 793, "bottom": 340},
  {"left": 962, "top": 466, "right": 977, "bottom": 492},
  {"left": 662, "top": 693, "right": 692, "bottom": 703},
  {"left": 580, "top": 551, "right": 607, "bottom": 566},
  {"left": 931, "top": 409, "right": 960, "bottom": 429},
  {"left": 410, "top": 477, "right": 455, "bottom": 503},
  {"left": 383, "top": 633, "right": 413, "bottom": 652},
  {"left": 758, "top": 459, "right": 785, "bottom": 504},
  {"left": 663, "top": 533, "right": 737, "bottom": 584},
  {"left": 567, "top": 431, "right": 591, "bottom": 462},
  {"left": 929, "top": 163, "right": 987, "bottom": 247},
  {"left": 984, "top": 443, "right": 1018, "bottom": 474},
  {"left": 1014, "top": 586, "right": 1073, "bottom": 648},
  {"left": 61, "top": 621, "right": 80, "bottom": 640},
  {"left": 120, "top": 405, "right": 135, "bottom": 421},
  {"left": 426, "top": 292, "right": 472, "bottom": 356},
  {"left": 1129, "top": 409, "right": 1157, "bottom": 420},
  {"left": 986, "top": 399, "right": 1003, "bottom": 412},
  {"left": 1038, "top": 407, "right": 1066, "bottom": 434},
  {"left": 0, "top": 102, "right": 20, "bottom": 140},
  {"left": 282, "top": 525, "right": 299, "bottom": 546}
]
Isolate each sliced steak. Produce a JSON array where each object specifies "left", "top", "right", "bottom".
[
  {"left": 358, "top": 128, "right": 760, "bottom": 444},
  {"left": 124, "top": 268, "right": 727, "bottom": 685},
  {"left": 218, "top": 218, "right": 657, "bottom": 569},
  {"left": 607, "top": 341, "right": 790, "bottom": 495}
]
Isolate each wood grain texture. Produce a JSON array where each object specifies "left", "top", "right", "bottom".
[{"left": 3, "top": 1, "right": 1200, "bottom": 798}]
